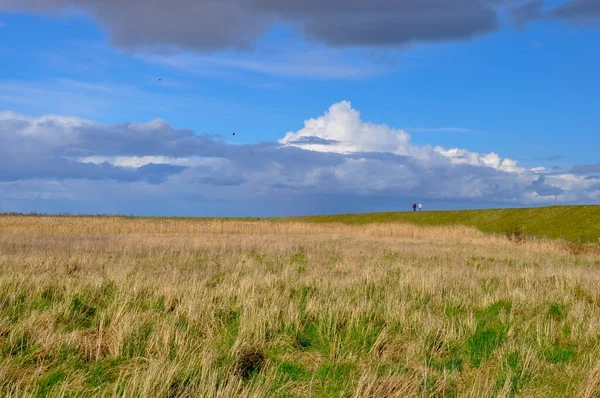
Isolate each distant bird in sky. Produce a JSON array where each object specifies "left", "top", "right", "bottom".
[
  {"left": 158, "top": 78, "right": 162, "bottom": 81},
  {"left": 232, "top": 133, "right": 236, "bottom": 136}
]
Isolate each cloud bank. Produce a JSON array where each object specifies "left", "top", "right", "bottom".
[
  {"left": 0, "top": 102, "right": 597, "bottom": 216},
  {"left": 2, "top": 0, "right": 597, "bottom": 53},
  {"left": 0, "top": 0, "right": 500, "bottom": 51}
]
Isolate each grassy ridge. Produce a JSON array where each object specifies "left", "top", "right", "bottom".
[{"left": 290, "top": 205, "right": 600, "bottom": 243}]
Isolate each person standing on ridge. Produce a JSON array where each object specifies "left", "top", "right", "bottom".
[
  {"left": 413, "top": 203, "right": 417, "bottom": 212},
  {"left": 418, "top": 203, "right": 422, "bottom": 212}
]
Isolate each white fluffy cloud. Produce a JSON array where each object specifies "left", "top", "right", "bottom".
[
  {"left": 0, "top": 103, "right": 597, "bottom": 216},
  {"left": 280, "top": 101, "right": 411, "bottom": 155},
  {"left": 280, "top": 101, "right": 527, "bottom": 175},
  {"left": 434, "top": 148, "right": 524, "bottom": 174}
]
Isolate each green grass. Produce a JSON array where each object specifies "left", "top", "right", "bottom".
[
  {"left": 287, "top": 205, "right": 600, "bottom": 243},
  {"left": 467, "top": 301, "right": 511, "bottom": 367}
]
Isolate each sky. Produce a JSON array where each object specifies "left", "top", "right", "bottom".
[{"left": 0, "top": 0, "right": 599, "bottom": 216}]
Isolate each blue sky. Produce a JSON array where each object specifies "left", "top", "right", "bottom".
[{"left": 0, "top": 1, "right": 599, "bottom": 216}]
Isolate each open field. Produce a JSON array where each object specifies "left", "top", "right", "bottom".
[
  {"left": 289, "top": 205, "right": 600, "bottom": 243},
  {"left": 4, "top": 204, "right": 599, "bottom": 243},
  {"left": 1, "top": 216, "right": 600, "bottom": 397}
]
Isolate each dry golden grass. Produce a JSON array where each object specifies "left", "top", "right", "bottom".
[{"left": 1, "top": 216, "right": 600, "bottom": 397}]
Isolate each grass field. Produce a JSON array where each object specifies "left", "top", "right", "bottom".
[
  {"left": 290, "top": 205, "right": 600, "bottom": 243},
  {"left": 1, "top": 216, "right": 600, "bottom": 397}
]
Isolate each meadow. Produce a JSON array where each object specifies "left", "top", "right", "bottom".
[{"left": 1, "top": 216, "right": 600, "bottom": 397}]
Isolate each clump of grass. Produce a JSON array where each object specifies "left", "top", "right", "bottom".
[
  {"left": 505, "top": 225, "right": 527, "bottom": 244},
  {"left": 235, "top": 349, "right": 265, "bottom": 380},
  {"left": 4, "top": 329, "right": 36, "bottom": 357},
  {"left": 543, "top": 341, "right": 577, "bottom": 363},
  {"left": 58, "top": 295, "right": 97, "bottom": 331},
  {"left": 565, "top": 237, "right": 587, "bottom": 256},
  {"left": 547, "top": 302, "right": 567, "bottom": 321},
  {"left": 295, "top": 321, "right": 320, "bottom": 351},
  {"left": 467, "top": 301, "right": 511, "bottom": 367},
  {"left": 494, "top": 350, "right": 529, "bottom": 396},
  {"left": 121, "top": 322, "right": 153, "bottom": 358}
]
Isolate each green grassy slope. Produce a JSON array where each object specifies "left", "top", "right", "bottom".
[
  {"left": 2, "top": 205, "right": 598, "bottom": 242},
  {"left": 289, "top": 205, "right": 600, "bottom": 242}
]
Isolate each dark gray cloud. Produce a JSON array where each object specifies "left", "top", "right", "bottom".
[
  {"left": 528, "top": 175, "right": 565, "bottom": 197},
  {"left": 587, "top": 183, "right": 600, "bottom": 193},
  {"left": 195, "top": 176, "right": 247, "bottom": 187},
  {"left": 0, "top": 154, "right": 186, "bottom": 184},
  {"left": 550, "top": 0, "right": 600, "bottom": 22},
  {"left": 0, "top": 156, "right": 185, "bottom": 184},
  {"left": 0, "top": 0, "right": 514, "bottom": 51},
  {"left": 570, "top": 163, "right": 600, "bottom": 174},
  {"left": 296, "top": 0, "right": 500, "bottom": 47},
  {"left": 287, "top": 137, "right": 340, "bottom": 146},
  {"left": 511, "top": 0, "right": 600, "bottom": 25},
  {"left": 511, "top": 0, "right": 545, "bottom": 25}
]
